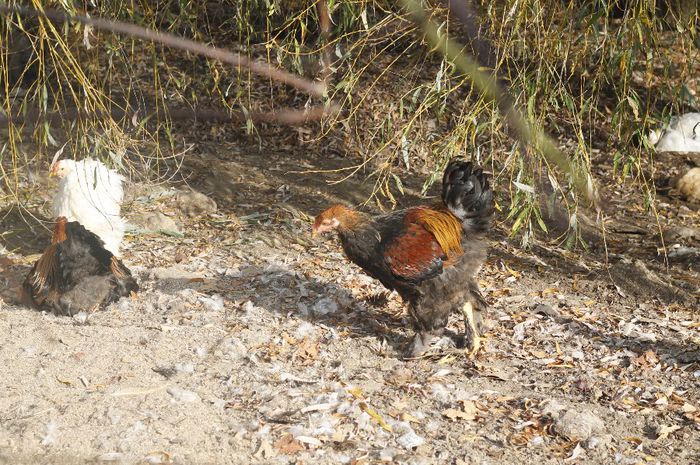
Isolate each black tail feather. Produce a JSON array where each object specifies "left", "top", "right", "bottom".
[{"left": 441, "top": 160, "right": 493, "bottom": 234}]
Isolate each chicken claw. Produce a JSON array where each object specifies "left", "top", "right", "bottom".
[{"left": 461, "top": 302, "right": 481, "bottom": 358}]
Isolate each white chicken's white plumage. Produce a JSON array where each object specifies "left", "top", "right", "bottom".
[
  {"left": 649, "top": 112, "right": 700, "bottom": 153},
  {"left": 51, "top": 158, "right": 126, "bottom": 257}
]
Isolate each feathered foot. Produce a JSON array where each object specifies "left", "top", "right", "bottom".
[{"left": 460, "top": 301, "right": 482, "bottom": 358}]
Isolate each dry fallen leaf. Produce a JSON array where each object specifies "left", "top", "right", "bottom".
[
  {"left": 274, "top": 434, "right": 304, "bottom": 454},
  {"left": 143, "top": 451, "right": 172, "bottom": 464},
  {"left": 656, "top": 424, "right": 681, "bottom": 440},
  {"left": 294, "top": 337, "right": 319, "bottom": 363},
  {"left": 359, "top": 402, "right": 392, "bottom": 432},
  {"left": 347, "top": 386, "right": 364, "bottom": 399},
  {"left": 681, "top": 403, "right": 697, "bottom": 414},
  {"left": 254, "top": 439, "right": 276, "bottom": 459},
  {"left": 564, "top": 443, "right": 585, "bottom": 462},
  {"left": 295, "top": 435, "right": 323, "bottom": 447},
  {"left": 442, "top": 408, "right": 476, "bottom": 421},
  {"left": 401, "top": 412, "right": 421, "bottom": 424}
]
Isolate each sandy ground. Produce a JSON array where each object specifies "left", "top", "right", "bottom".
[{"left": 1, "top": 146, "right": 699, "bottom": 465}]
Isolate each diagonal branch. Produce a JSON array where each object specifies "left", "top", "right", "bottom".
[
  {"left": 401, "top": 0, "right": 598, "bottom": 207},
  {"left": 0, "top": 103, "right": 340, "bottom": 127},
  {"left": 0, "top": 4, "right": 325, "bottom": 98}
]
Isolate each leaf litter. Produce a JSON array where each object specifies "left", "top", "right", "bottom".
[{"left": 0, "top": 139, "right": 698, "bottom": 465}]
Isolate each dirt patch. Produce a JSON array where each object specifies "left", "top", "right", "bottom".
[{"left": 1, "top": 139, "right": 699, "bottom": 465}]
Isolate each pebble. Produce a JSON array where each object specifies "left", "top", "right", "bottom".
[
  {"left": 130, "top": 211, "right": 182, "bottom": 233},
  {"left": 312, "top": 297, "right": 339, "bottom": 315},
  {"left": 199, "top": 294, "right": 225, "bottom": 312},
  {"left": 534, "top": 303, "right": 560, "bottom": 318},
  {"left": 167, "top": 387, "right": 200, "bottom": 403},
  {"left": 73, "top": 312, "right": 89, "bottom": 324},
  {"left": 174, "top": 189, "right": 217, "bottom": 217},
  {"left": 397, "top": 430, "right": 425, "bottom": 450},
  {"left": 95, "top": 452, "right": 124, "bottom": 462},
  {"left": 380, "top": 447, "right": 398, "bottom": 461},
  {"left": 175, "top": 362, "right": 194, "bottom": 373},
  {"left": 542, "top": 399, "right": 566, "bottom": 417},
  {"left": 554, "top": 409, "right": 605, "bottom": 441}
]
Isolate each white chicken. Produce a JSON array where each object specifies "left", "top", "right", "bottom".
[
  {"left": 51, "top": 158, "right": 126, "bottom": 257},
  {"left": 649, "top": 113, "right": 700, "bottom": 153}
]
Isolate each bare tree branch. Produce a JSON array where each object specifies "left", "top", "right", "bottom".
[
  {"left": 0, "top": 4, "right": 325, "bottom": 97},
  {"left": 316, "top": 0, "right": 333, "bottom": 89},
  {"left": 0, "top": 103, "right": 340, "bottom": 127}
]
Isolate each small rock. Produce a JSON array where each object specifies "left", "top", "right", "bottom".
[
  {"left": 95, "top": 452, "right": 124, "bottom": 462},
  {"left": 199, "top": 294, "right": 225, "bottom": 312},
  {"left": 379, "top": 447, "right": 398, "bottom": 461},
  {"left": 585, "top": 434, "right": 613, "bottom": 450},
  {"left": 677, "top": 167, "right": 700, "bottom": 201},
  {"left": 534, "top": 303, "right": 560, "bottom": 318},
  {"left": 650, "top": 113, "right": 700, "bottom": 152},
  {"left": 151, "top": 265, "right": 203, "bottom": 281},
  {"left": 665, "top": 225, "right": 700, "bottom": 243},
  {"left": 195, "top": 347, "right": 208, "bottom": 357},
  {"left": 430, "top": 383, "right": 451, "bottom": 403},
  {"left": 40, "top": 420, "right": 59, "bottom": 445},
  {"left": 167, "top": 386, "right": 200, "bottom": 403},
  {"left": 542, "top": 400, "right": 566, "bottom": 417},
  {"left": 131, "top": 212, "right": 182, "bottom": 234},
  {"left": 554, "top": 409, "right": 605, "bottom": 441},
  {"left": 396, "top": 430, "right": 425, "bottom": 450},
  {"left": 175, "top": 362, "right": 194, "bottom": 374},
  {"left": 73, "top": 312, "right": 89, "bottom": 325},
  {"left": 175, "top": 189, "right": 217, "bottom": 217},
  {"left": 294, "top": 321, "right": 317, "bottom": 339},
  {"left": 312, "top": 297, "right": 338, "bottom": 316}
]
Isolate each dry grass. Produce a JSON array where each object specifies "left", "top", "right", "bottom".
[{"left": 0, "top": 0, "right": 698, "bottom": 243}]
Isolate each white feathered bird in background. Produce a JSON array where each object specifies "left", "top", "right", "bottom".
[
  {"left": 51, "top": 158, "right": 126, "bottom": 257},
  {"left": 649, "top": 113, "right": 700, "bottom": 153}
]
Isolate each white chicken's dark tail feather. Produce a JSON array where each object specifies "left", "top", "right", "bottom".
[{"left": 441, "top": 160, "right": 493, "bottom": 235}]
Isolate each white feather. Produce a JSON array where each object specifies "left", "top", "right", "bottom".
[{"left": 52, "top": 158, "right": 126, "bottom": 257}]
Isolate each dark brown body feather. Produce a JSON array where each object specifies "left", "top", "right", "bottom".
[
  {"left": 22, "top": 217, "right": 138, "bottom": 316},
  {"left": 315, "top": 160, "right": 493, "bottom": 356}
]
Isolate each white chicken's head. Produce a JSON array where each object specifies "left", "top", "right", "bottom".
[{"left": 50, "top": 159, "right": 75, "bottom": 178}]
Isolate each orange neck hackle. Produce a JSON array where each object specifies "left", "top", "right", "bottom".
[
  {"left": 411, "top": 207, "right": 464, "bottom": 258},
  {"left": 52, "top": 217, "right": 68, "bottom": 244},
  {"left": 313, "top": 204, "right": 363, "bottom": 236}
]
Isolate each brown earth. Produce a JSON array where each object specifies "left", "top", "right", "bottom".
[{"left": 1, "top": 132, "right": 699, "bottom": 465}]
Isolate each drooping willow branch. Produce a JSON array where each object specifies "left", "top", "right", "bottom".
[
  {"left": 401, "top": 0, "right": 598, "bottom": 207},
  {"left": 0, "top": 4, "right": 325, "bottom": 98}
]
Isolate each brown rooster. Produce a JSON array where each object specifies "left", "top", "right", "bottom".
[
  {"left": 22, "top": 217, "right": 138, "bottom": 316},
  {"left": 313, "top": 160, "right": 493, "bottom": 357}
]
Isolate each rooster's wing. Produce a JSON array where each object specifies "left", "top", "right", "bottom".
[{"left": 383, "top": 222, "right": 448, "bottom": 283}]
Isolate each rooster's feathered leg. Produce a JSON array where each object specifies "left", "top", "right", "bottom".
[{"left": 460, "top": 302, "right": 481, "bottom": 358}]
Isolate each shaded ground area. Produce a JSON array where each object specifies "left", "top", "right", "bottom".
[{"left": 1, "top": 135, "right": 699, "bottom": 465}]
